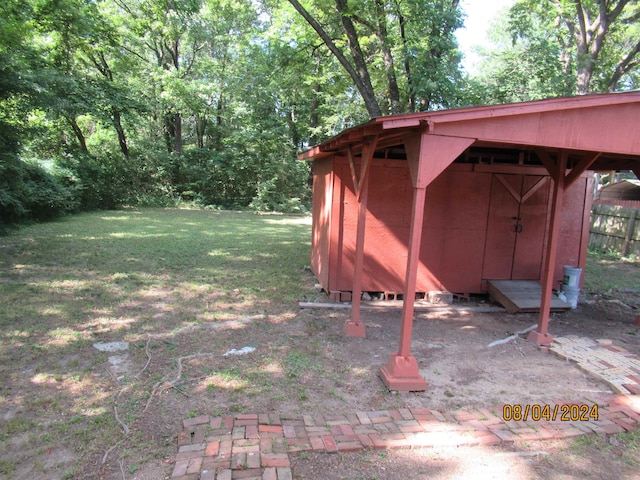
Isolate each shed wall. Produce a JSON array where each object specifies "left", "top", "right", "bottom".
[{"left": 311, "top": 154, "right": 593, "bottom": 298}]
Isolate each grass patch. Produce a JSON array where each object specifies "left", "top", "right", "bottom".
[
  {"left": 584, "top": 249, "right": 640, "bottom": 293},
  {"left": 0, "top": 208, "right": 315, "bottom": 478}
]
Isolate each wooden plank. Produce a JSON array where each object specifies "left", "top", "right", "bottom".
[
  {"left": 487, "top": 280, "right": 570, "bottom": 314},
  {"left": 299, "top": 302, "right": 505, "bottom": 313}
]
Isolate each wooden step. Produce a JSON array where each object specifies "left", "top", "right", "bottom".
[{"left": 487, "top": 280, "right": 571, "bottom": 314}]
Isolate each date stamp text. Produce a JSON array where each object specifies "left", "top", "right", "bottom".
[{"left": 502, "top": 403, "right": 599, "bottom": 422}]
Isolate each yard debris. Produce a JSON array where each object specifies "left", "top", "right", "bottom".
[
  {"left": 487, "top": 324, "right": 538, "bottom": 347},
  {"left": 223, "top": 346, "right": 256, "bottom": 356},
  {"left": 93, "top": 341, "right": 129, "bottom": 352}
]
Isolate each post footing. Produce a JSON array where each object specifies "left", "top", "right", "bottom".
[
  {"left": 379, "top": 353, "right": 427, "bottom": 392},
  {"left": 527, "top": 330, "right": 554, "bottom": 347},
  {"left": 343, "top": 321, "right": 366, "bottom": 338}
]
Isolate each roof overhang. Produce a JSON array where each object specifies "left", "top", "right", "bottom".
[{"left": 299, "top": 91, "right": 640, "bottom": 172}]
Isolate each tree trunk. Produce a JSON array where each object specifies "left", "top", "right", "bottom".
[
  {"left": 395, "top": 2, "right": 415, "bottom": 112},
  {"left": 287, "top": 0, "right": 382, "bottom": 118},
  {"left": 174, "top": 112, "right": 182, "bottom": 155},
  {"left": 66, "top": 116, "right": 89, "bottom": 154},
  {"left": 571, "top": 0, "right": 632, "bottom": 94},
  {"left": 195, "top": 114, "right": 206, "bottom": 149},
  {"left": 375, "top": 0, "right": 401, "bottom": 114},
  {"left": 334, "top": 0, "right": 382, "bottom": 117},
  {"left": 112, "top": 109, "right": 129, "bottom": 158}
]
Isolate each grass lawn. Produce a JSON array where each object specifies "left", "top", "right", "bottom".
[{"left": 0, "top": 208, "right": 317, "bottom": 479}]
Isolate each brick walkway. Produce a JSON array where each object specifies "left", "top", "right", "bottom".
[
  {"left": 171, "top": 336, "right": 640, "bottom": 480},
  {"left": 171, "top": 394, "right": 640, "bottom": 480},
  {"left": 551, "top": 336, "right": 640, "bottom": 394}
]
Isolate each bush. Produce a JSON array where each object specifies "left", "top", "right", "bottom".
[{"left": 0, "top": 154, "right": 77, "bottom": 231}]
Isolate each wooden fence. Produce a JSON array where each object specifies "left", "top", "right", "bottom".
[{"left": 589, "top": 203, "right": 640, "bottom": 256}]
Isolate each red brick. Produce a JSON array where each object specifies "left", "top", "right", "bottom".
[
  {"left": 186, "top": 457, "right": 202, "bottom": 474},
  {"left": 184, "top": 415, "right": 210, "bottom": 427},
  {"left": 339, "top": 424, "right": 355, "bottom": 436},
  {"left": 609, "top": 416, "right": 637, "bottom": 432},
  {"left": 272, "top": 437, "right": 288, "bottom": 454},
  {"left": 235, "top": 419, "right": 258, "bottom": 427},
  {"left": 622, "top": 383, "right": 640, "bottom": 395},
  {"left": 232, "top": 444, "right": 260, "bottom": 454},
  {"left": 200, "top": 470, "right": 216, "bottom": 480},
  {"left": 489, "top": 429, "right": 515, "bottom": 443},
  {"left": 192, "top": 426, "right": 206, "bottom": 444},
  {"left": 260, "top": 438, "right": 273, "bottom": 454},
  {"left": 337, "top": 441, "right": 363, "bottom": 452},
  {"left": 246, "top": 452, "right": 260, "bottom": 469},
  {"left": 276, "top": 467, "right": 293, "bottom": 480},
  {"left": 231, "top": 453, "right": 246, "bottom": 469},
  {"left": 554, "top": 427, "right": 588, "bottom": 438},
  {"left": 385, "top": 438, "right": 413, "bottom": 449},
  {"left": 593, "top": 420, "right": 624, "bottom": 435},
  {"left": 217, "top": 470, "right": 232, "bottom": 480},
  {"left": 283, "top": 426, "right": 296, "bottom": 438},
  {"left": 177, "top": 431, "right": 191, "bottom": 447},
  {"left": 306, "top": 436, "right": 322, "bottom": 451},
  {"left": 176, "top": 450, "right": 205, "bottom": 461},
  {"left": 172, "top": 460, "right": 189, "bottom": 477},
  {"left": 223, "top": 416, "right": 235, "bottom": 429},
  {"left": 209, "top": 417, "right": 222, "bottom": 429},
  {"left": 179, "top": 443, "right": 206, "bottom": 453},
  {"left": 321, "top": 435, "right": 338, "bottom": 453},
  {"left": 231, "top": 468, "right": 262, "bottom": 480},
  {"left": 262, "top": 467, "right": 277, "bottom": 480},
  {"left": 261, "top": 453, "right": 290, "bottom": 467},
  {"left": 235, "top": 414, "right": 258, "bottom": 420},
  {"left": 259, "top": 425, "right": 283, "bottom": 434},
  {"left": 368, "top": 434, "right": 388, "bottom": 449},
  {"left": 346, "top": 413, "right": 360, "bottom": 425},
  {"left": 305, "top": 426, "right": 330, "bottom": 436},
  {"left": 230, "top": 468, "right": 261, "bottom": 479},
  {"left": 389, "top": 409, "right": 403, "bottom": 421},
  {"left": 357, "top": 434, "right": 374, "bottom": 448},
  {"left": 356, "top": 412, "right": 371, "bottom": 424},
  {"left": 220, "top": 440, "right": 233, "bottom": 456},
  {"left": 245, "top": 425, "right": 259, "bottom": 439},
  {"left": 205, "top": 441, "right": 219, "bottom": 457},
  {"left": 467, "top": 431, "right": 502, "bottom": 446},
  {"left": 398, "top": 424, "right": 423, "bottom": 433}
]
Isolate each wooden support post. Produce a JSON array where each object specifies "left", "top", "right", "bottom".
[
  {"left": 344, "top": 138, "right": 377, "bottom": 337},
  {"left": 344, "top": 173, "right": 368, "bottom": 337},
  {"left": 379, "top": 185, "right": 428, "bottom": 391},
  {"left": 528, "top": 151, "right": 568, "bottom": 346},
  {"left": 379, "top": 133, "right": 473, "bottom": 391}
]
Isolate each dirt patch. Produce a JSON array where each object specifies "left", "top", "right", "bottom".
[{"left": 2, "top": 290, "right": 640, "bottom": 479}]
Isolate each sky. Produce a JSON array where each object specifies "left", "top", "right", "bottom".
[{"left": 456, "top": 0, "right": 516, "bottom": 73}]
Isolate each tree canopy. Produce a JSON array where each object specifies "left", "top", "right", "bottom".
[{"left": 1, "top": 0, "right": 638, "bottom": 230}]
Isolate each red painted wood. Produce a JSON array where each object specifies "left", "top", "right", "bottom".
[
  {"left": 310, "top": 158, "right": 333, "bottom": 291},
  {"left": 314, "top": 158, "right": 592, "bottom": 297},
  {"left": 530, "top": 152, "right": 568, "bottom": 345},
  {"left": 346, "top": 150, "right": 371, "bottom": 337},
  {"left": 483, "top": 175, "right": 520, "bottom": 280},
  {"left": 512, "top": 176, "right": 550, "bottom": 279}
]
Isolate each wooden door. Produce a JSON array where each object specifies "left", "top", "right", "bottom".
[{"left": 483, "top": 174, "right": 550, "bottom": 281}]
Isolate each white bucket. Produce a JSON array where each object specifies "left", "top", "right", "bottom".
[
  {"left": 562, "top": 266, "right": 582, "bottom": 291},
  {"left": 563, "top": 289, "right": 579, "bottom": 309}
]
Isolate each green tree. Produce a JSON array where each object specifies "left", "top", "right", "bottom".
[
  {"left": 286, "top": 0, "right": 464, "bottom": 117},
  {"left": 475, "top": 0, "right": 640, "bottom": 102}
]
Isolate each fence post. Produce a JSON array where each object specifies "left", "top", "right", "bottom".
[{"left": 623, "top": 209, "right": 638, "bottom": 257}]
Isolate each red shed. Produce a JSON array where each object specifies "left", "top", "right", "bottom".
[{"left": 300, "top": 92, "right": 640, "bottom": 391}]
